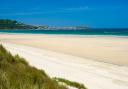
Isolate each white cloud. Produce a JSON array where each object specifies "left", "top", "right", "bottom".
[{"left": 63, "top": 6, "right": 89, "bottom": 11}]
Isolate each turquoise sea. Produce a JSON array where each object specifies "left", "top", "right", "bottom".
[{"left": 0, "top": 29, "right": 128, "bottom": 36}]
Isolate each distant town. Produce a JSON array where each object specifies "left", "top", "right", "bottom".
[{"left": 0, "top": 19, "right": 89, "bottom": 30}]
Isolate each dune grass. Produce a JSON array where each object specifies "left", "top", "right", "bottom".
[
  {"left": 0, "top": 44, "right": 87, "bottom": 89},
  {"left": 53, "top": 77, "right": 87, "bottom": 89},
  {"left": 0, "top": 44, "right": 67, "bottom": 89}
]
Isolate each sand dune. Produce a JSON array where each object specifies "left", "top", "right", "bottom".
[{"left": 1, "top": 42, "right": 128, "bottom": 89}]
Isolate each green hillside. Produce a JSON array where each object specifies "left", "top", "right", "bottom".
[{"left": 0, "top": 19, "right": 38, "bottom": 29}]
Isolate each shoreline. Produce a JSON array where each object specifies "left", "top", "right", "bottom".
[{"left": 1, "top": 32, "right": 128, "bottom": 38}]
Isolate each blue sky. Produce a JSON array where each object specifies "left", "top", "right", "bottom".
[{"left": 0, "top": 0, "right": 128, "bottom": 28}]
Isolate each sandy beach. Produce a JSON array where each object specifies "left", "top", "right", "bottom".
[
  {"left": 0, "top": 34, "right": 128, "bottom": 89},
  {"left": 0, "top": 34, "right": 128, "bottom": 65}
]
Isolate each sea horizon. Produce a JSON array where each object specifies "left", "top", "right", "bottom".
[{"left": 0, "top": 28, "right": 128, "bottom": 36}]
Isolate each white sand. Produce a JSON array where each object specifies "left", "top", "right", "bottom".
[
  {"left": 1, "top": 42, "right": 128, "bottom": 89},
  {"left": 1, "top": 34, "right": 128, "bottom": 65},
  {"left": 0, "top": 34, "right": 128, "bottom": 89}
]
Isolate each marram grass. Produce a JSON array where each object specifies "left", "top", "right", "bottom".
[
  {"left": 0, "top": 44, "right": 67, "bottom": 89},
  {"left": 0, "top": 44, "right": 87, "bottom": 89},
  {"left": 53, "top": 77, "right": 87, "bottom": 89}
]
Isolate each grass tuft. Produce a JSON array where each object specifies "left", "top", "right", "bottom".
[
  {"left": 53, "top": 77, "right": 87, "bottom": 89},
  {"left": 0, "top": 44, "right": 67, "bottom": 89},
  {"left": 0, "top": 44, "right": 87, "bottom": 89}
]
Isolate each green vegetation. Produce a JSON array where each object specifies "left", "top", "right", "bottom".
[
  {"left": 0, "top": 19, "right": 38, "bottom": 29},
  {"left": 0, "top": 44, "right": 67, "bottom": 89},
  {"left": 0, "top": 19, "right": 88, "bottom": 30},
  {"left": 0, "top": 44, "right": 87, "bottom": 89},
  {"left": 53, "top": 78, "right": 87, "bottom": 89}
]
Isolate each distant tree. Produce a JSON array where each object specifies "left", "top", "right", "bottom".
[{"left": 0, "top": 19, "right": 38, "bottom": 29}]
